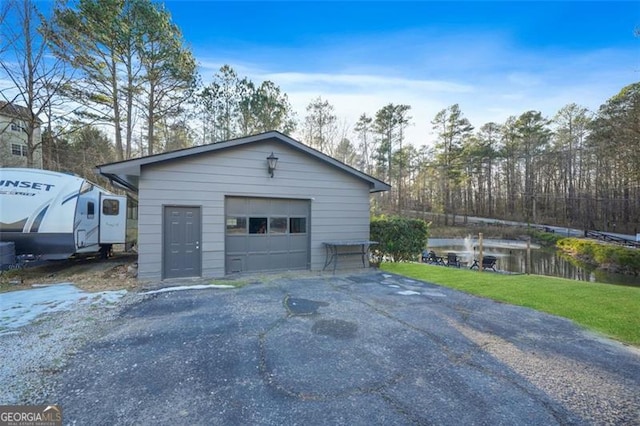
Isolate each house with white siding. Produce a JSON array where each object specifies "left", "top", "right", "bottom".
[
  {"left": 96, "top": 131, "right": 390, "bottom": 280},
  {"left": 0, "top": 101, "right": 43, "bottom": 168}
]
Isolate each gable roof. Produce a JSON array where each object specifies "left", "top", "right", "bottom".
[
  {"left": 96, "top": 131, "right": 391, "bottom": 193},
  {"left": 0, "top": 101, "right": 42, "bottom": 124}
]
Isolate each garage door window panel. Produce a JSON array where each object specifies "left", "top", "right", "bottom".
[
  {"left": 270, "top": 217, "right": 288, "bottom": 234},
  {"left": 249, "top": 217, "right": 268, "bottom": 234},
  {"left": 226, "top": 217, "right": 247, "bottom": 234},
  {"left": 290, "top": 217, "right": 307, "bottom": 234}
]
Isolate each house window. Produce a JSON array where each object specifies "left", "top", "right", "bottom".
[
  {"left": 11, "top": 144, "right": 27, "bottom": 157},
  {"left": 10, "top": 123, "right": 21, "bottom": 132}
]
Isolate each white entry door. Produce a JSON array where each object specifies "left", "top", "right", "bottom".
[{"left": 99, "top": 194, "right": 127, "bottom": 244}]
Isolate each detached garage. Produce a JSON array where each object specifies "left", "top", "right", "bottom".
[{"left": 97, "top": 131, "right": 390, "bottom": 280}]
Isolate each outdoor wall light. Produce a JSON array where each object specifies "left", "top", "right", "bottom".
[{"left": 267, "top": 152, "right": 278, "bottom": 178}]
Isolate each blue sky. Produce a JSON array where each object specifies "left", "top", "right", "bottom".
[{"left": 162, "top": 1, "right": 639, "bottom": 145}]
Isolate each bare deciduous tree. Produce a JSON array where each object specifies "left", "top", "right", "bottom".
[{"left": 0, "top": 0, "right": 70, "bottom": 168}]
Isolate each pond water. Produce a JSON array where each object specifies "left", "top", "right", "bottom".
[{"left": 428, "top": 237, "right": 640, "bottom": 287}]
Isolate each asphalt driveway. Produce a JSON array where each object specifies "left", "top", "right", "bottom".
[{"left": 52, "top": 272, "right": 640, "bottom": 425}]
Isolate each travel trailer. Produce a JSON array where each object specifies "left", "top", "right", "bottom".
[{"left": 0, "top": 168, "right": 127, "bottom": 262}]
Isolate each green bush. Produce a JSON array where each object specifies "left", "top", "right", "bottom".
[
  {"left": 557, "top": 238, "right": 640, "bottom": 274},
  {"left": 370, "top": 216, "right": 429, "bottom": 262}
]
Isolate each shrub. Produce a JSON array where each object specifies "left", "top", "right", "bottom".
[
  {"left": 557, "top": 238, "right": 640, "bottom": 274},
  {"left": 370, "top": 216, "right": 429, "bottom": 262}
]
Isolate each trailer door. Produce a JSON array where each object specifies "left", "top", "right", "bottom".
[{"left": 99, "top": 194, "right": 127, "bottom": 244}]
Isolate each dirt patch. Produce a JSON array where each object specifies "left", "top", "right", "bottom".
[{"left": 0, "top": 252, "right": 140, "bottom": 293}]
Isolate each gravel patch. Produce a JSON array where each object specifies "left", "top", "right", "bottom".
[
  {"left": 0, "top": 291, "right": 143, "bottom": 405},
  {"left": 450, "top": 320, "right": 640, "bottom": 424}
]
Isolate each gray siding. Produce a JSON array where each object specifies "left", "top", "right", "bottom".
[{"left": 137, "top": 140, "right": 372, "bottom": 280}]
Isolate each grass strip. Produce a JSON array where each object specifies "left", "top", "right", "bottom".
[{"left": 381, "top": 262, "right": 640, "bottom": 347}]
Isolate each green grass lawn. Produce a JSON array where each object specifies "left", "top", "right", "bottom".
[{"left": 381, "top": 262, "right": 640, "bottom": 347}]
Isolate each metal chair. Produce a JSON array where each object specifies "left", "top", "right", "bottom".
[
  {"left": 446, "top": 252, "right": 461, "bottom": 267},
  {"left": 470, "top": 256, "right": 497, "bottom": 271}
]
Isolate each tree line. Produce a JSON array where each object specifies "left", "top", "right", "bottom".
[{"left": 1, "top": 0, "right": 638, "bottom": 233}]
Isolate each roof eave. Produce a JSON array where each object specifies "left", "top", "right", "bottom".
[
  {"left": 95, "top": 131, "right": 392, "bottom": 193},
  {"left": 370, "top": 183, "right": 392, "bottom": 193}
]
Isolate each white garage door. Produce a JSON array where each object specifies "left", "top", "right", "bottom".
[{"left": 225, "top": 197, "right": 310, "bottom": 273}]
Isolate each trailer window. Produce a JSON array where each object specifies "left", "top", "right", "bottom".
[
  {"left": 80, "top": 181, "right": 93, "bottom": 194},
  {"left": 103, "top": 199, "right": 120, "bottom": 216},
  {"left": 87, "top": 202, "right": 95, "bottom": 219},
  {"left": 127, "top": 200, "right": 138, "bottom": 220}
]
